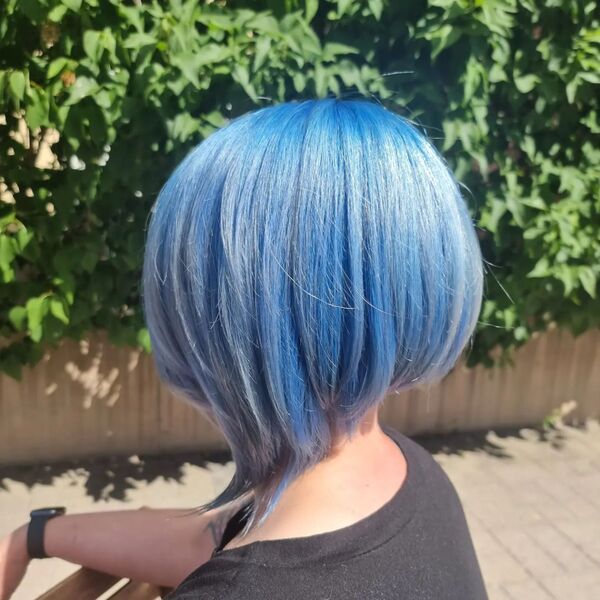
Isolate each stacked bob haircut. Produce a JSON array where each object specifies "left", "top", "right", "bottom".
[{"left": 142, "top": 99, "right": 483, "bottom": 525}]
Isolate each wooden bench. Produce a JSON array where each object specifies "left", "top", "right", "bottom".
[{"left": 36, "top": 567, "right": 170, "bottom": 599}]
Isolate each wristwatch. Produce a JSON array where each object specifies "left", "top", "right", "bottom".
[{"left": 27, "top": 506, "right": 66, "bottom": 559}]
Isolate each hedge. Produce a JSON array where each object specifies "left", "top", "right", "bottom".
[{"left": 0, "top": 0, "right": 598, "bottom": 379}]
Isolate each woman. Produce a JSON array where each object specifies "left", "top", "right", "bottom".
[{"left": 0, "top": 99, "right": 487, "bottom": 599}]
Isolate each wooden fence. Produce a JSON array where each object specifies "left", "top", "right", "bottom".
[{"left": 1, "top": 327, "right": 599, "bottom": 465}]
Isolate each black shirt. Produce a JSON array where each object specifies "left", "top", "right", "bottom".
[{"left": 168, "top": 428, "right": 488, "bottom": 599}]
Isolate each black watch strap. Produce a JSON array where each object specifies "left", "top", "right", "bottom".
[{"left": 27, "top": 507, "right": 66, "bottom": 559}]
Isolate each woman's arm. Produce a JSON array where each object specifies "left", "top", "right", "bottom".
[
  {"left": 0, "top": 502, "right": 243, "bottom": 599},
  {"left": 44, "top": 505, "right": 240, "bottom": 585}
]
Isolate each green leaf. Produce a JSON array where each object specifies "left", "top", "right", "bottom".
[
  {"left": 8, "top": 306, "right": 27, "bottom": 330},
  {"left": 566, "top": 78, "right": 579, "bottom": 104},
  {"left": 480, "top": 198, "right": 508, "bottom": 234},
  {"left": 167, "top": 112, "right": 200, "bottom": 142},
  {"left": 137, "top": 327, "right": 152, "bottom": 352},
  {"left": 337, "top": 0, "right": 353, "bottom": 17},
  {"left": 580, "top": 72, "right": 600, "bottom": 84},
  {"left": 47, "top": 3, "right": 68, "bottom": 22},
  {"left": 26, "top": 296, "right": 49, "bottom": 342},
  {"left": 247, "top": 13, "right": 279, "bottom": 35},
  {"left": 62, "top": 0, "right": 82, "bottom": 11},
  {"left": 368, "top": 0, "right": 383, "bottom": 20},
  {"left": 253, "top": 37, "right": 271, "bottom": 72},
  {"left": 528, "top": 257, "right": 551, "bottom": 278},
  {"left": 0, "top": 236, "right": 15, "bottom": 282},
  {"left": 521, "top": 197, "right": 546, "bottom": 210},
  {"left": 171, "top": 50, "right": 222, "bottom": 88},
  {"left": 305, "top": 0, "right": 319, "bottom": 22},
  {"left": 424, "top": 24, "right": 461, "bottom": 59},
  {"left": 322, "top": 42, "right": 358, "bottom": 61},
  {"left": 232, "top": 64, "right": 257, "bottom": 101},
  {"left": 8, "top": 71, "right": 26, "bottom": 103},
  {"left": 65, "top": 76, "right": 100, "bottom": 105},
  {"left": 464, "top": 56, "right": 483, "bottom": 101},
  {"left": 488, "top": 64, "right": 507, "bottom": 83},
  {"left": 47, "top": 57, "right": 69, "bottom": 79},
  {"left": 579, "top": 267, "right": 597, "bottom": 298},
  {"left": 122, "top": 32, "right": 157, "bottom": 50},
  {"left": 293, "top": 72, "right": 306, "bottom": 93},
  {"left": 26, "top": 86, "right": 49, "bottom": 129},
  {"left": 49, "top": 297, "right": 70, "bottom": 324},
  {"left": 52, "top": 272, "right": 76, "bottom": 305},
  {"left": 556, "top": 265, "right": 577, "bottom": 295},
  {"left": 514, "top": 326, "right": 528, "bottom": 342},
  {"left": 514, "top": 74, "right": 539, "bottom": 94},
  {"left": 83, "top": 30, "right": 102, "bottom": 61},
  {"left": 505, "top": 195, "right": 525, "bottom": 227},
  {"left": 314, "top": 63, "right": 328, "bottom": 97}
]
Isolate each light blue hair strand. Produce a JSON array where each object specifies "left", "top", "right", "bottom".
[{"left": 142, "top": 99, "right": 483, "bottom": 526}]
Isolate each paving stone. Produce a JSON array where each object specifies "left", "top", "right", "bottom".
[
  {"left": 493, "top": 528, "right": 565, "bottom": 580},
  {"left": 502, "top": 579, "right": 556, "bottom": 600},
  {"left": 469, "top": 522, "right": 502, "bottom": 558},
  {"left": 535, "top": 477, "right": 600, "bottom": 522},
  {"left": 464, "top": 488, "right": 546, "bottom": 528},
  {"left": 485, "top": 583, "right": 513, "bottom": 600},
  {"left": 526, "top": 522, "right": 597, "bottom": 573},
  {"left": 542, "top": 571, "right": 600, "bottom": 600},
  {"left": 477, "top": 547, "right": 530, "bottom": 586},
  {"left": 552, "top": 518, "right": 600, "bottom": 563}
]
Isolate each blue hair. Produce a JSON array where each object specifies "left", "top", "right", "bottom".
[{"left": 142, "top": 99, "right": 483, "bottom": 525}]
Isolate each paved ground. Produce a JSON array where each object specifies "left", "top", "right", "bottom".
[
  {"left": 1, "top": 422, "right": 599, "bottom": 600},
  {"left": 428, "top": 422, "right": 600, "bottom": 599}
]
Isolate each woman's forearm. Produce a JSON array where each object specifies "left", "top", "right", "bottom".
[{"left": 40, "top": 505, "right": 238, "bottom": 588}]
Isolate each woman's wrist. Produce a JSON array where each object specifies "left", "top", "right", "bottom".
[
  {"left": 10, "top": 525, "right": 29, "bottom": 564},
  {"left": 0, "top": 525, "right": 31, "bottom": 600},
  {"left": 42, "top": 513, "right": 73, "bottom": 560}
]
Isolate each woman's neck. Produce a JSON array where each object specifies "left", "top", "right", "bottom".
[{"left": 225, "top": 407, "right": 407, "bottom": 549}]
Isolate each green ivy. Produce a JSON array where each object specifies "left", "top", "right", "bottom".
[{"left": 0, "top": 0, "right": 598, "bottom": 378}]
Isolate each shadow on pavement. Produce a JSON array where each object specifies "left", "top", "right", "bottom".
[
  {"left": 0, "top": 449, "right": 232, "bottom": 501},
  {"left": 416, "top": 422, "right": 585, "bottom": 459},
  {"left": 1, "top": 422, "right": 590, "bottom": 501}
]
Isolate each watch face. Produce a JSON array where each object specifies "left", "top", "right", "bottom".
[{"left": 30, "top": 507, "right": 66, "bottom": 518}]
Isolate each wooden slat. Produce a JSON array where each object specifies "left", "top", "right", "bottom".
[
  {"left": 108, "top": 581, "right": 163, "bottom": 600},
  {"left": 36, "top": 568, "right": 121, "bottom": 600}
]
